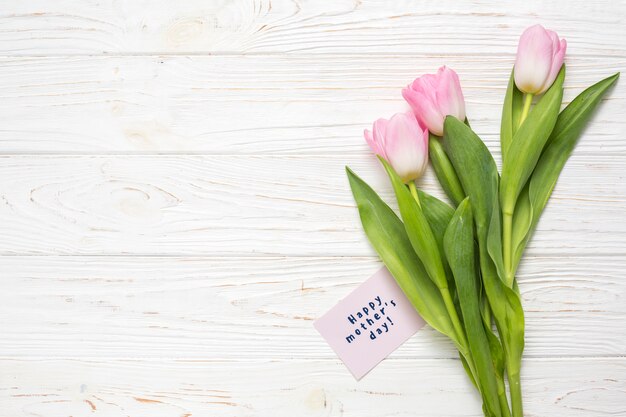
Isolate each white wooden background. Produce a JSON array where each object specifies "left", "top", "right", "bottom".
[{"left": 0, "top": 1, "right": 624, "bottom": 416}]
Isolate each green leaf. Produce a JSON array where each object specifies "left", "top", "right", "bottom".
[
  {"left": 442, "top": 115, "right": 507, "bottom": 282},
  {"left": 460, "top": 353, "right": 478, "bottom": 389},
  {"left": 500, "top": 70, "right": 524, "bottom": 160},
  {"left": 479, "top": 248, "right": 525, "bottom": 417},
  {"left": 345, "top": 166, "right": 457, "bottom": 341},
  {"left": 429, "top": 136, "right": 465, "bottom": 206},
  {"left": 442, "top": 117, "right": 499, "bottom": 244},
  {"left": 444, "top": 199, "right": 502, "bottom": 417},
  {"left": 487, "top": 191, "right": 505, "bottom": 283},
  {"left": 500, "top": 66, "right": 565, "bottom": 214},
  {"left": 417, "top": 189, "right": 455, "bottom": 252},
  {"left": 442, "top": 116, "right": 525, "bottom": 411},
  {"left": 510, "top": 184, "right": 533, "bottom": 274},
  {"left": 418, "top": 189, "right": 457, "bottom": 294},
  {"left": 510, "top": 72, "right": 620, "bottom": 272},
  {"left": 480, "top": 297, "right": 509, "bottom": 416},
  {"left": 380, "top": 158, "right": 448, "bottom": 291},
  {"left": 481, "top": 301, "right": 504, "bottom": 380}
]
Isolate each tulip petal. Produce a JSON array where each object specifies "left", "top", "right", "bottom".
[
  {"left": 541, "top": 38, "right": 567, "bottom": 94},
  {"left": 403, "top": 88, "right": 445, "bottom": 136},
  {"left": 372, "top": 118, "right": 389, "bottom": 157},
  {"left": 403, "top": 68, "right": 466, "bottom": 136},
  {"left": 514, "top": 25, "right": 554, "bottom": 94},
  {"left": 384, "top": 113, "right": 428, "bottom": 181},
  {"left": 364, "top": 129, "right": 385, "bottom": 158},
  {"left": 436, "top": 66, "right": 466, "bottom": 123}
]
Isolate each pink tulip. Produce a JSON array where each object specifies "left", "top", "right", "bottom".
[
  {"left": 402, "top": 66, "right": 466, "bottom": 137},
  {"left": 364, "top": 112, "right": 429, "bottom": 183},
  {"left": 514, "top": 24, "right": 567, "bottom": 95}
]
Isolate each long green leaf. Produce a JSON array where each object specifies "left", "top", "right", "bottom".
[
  {"left": 380, "top": 158, "right": 448, "bottom": 291},
  {"left": 444, "top": 199, "right": 502, "bottom": 417},
  {"left": 510, "top": 72, "right": 620, "bottom": 272},
  {"left": 443, "top": 117, "right": 499, "bottom": 244},
  {"left": 481, "top": 294, "right": 511, "bottom": 416},
  {"left": 500, "top": 70, "right": 524, "bottom": 160},
  {"left": 442, "top": 115, "right": 507, "bottom": 292},
  {"left": 510, "top": 183, "right": 532, "bottom": 275},
  {"left": 417, "top": 189, "right": 455, "bottom": 289},
  {"left": 442, "top": 116, "right": 525, "bottom": 413},
  {"left": 417, "top": 190, "right": 474, "bottom": 373},
  {"left": 345, "top": 167, "right": 456, "bottom": 341},
  {"left": 460, "top": 354, "right": 478, "bottom": 389},
  {"left": 500, "top": 67, "right": 565, "bottom": 214},
  {"left": 477, "top": 244, "right": 525, "bottom": 417}
]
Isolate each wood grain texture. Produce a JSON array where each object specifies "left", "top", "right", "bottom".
[
  {"left": 0, "top": 55, "right": 622, "bottom": 154},
  {"left": 1, "top": 358, "right": 625, "bottom": 417},
  {"left": 0, "top": 155, "right": 624, "bottom": 256},
  {"left": 1, "top": 0, "right": 625, "bottom": 416},
  {"left": 0, "top": 0, "right": 625, "bottom": 55},
  {"left": 0, "top": 255, "right": 624, "bottom": 359}
]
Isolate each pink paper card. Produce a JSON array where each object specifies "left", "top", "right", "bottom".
[{"left": 314, "top": 267, "right": 425, "bottom": 380}]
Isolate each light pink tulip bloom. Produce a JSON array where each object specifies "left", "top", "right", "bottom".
[
  {"left": 402, "top": 66, "right": 466, "bottom": 137},
  {"left": 514, "top": 24, "right": 567, "bottom": 95},
  {"left": 364, "top": 112, "right": 429, "bottom": 183}
]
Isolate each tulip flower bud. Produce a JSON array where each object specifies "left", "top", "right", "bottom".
[
  {"left": 514, "top": 24, "right": 567, "bottom": 95},
  {"left": 402, "top": 66, "right": 466, "bottom": 137},
  {"left": 364, "top": 112, "right": 429, "bottom": 183}
]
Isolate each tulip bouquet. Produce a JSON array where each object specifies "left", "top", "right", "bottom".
[{"left": 346, "top": 25, "right": 618, "bottom": 417}]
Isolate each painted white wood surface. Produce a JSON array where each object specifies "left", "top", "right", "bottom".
[
  {"left": 0, "top": 0, "right": 623, "bottom": 56},
  {"left": 2, "top": 358, "right": 625, "bottom": 417},
  {"left": 0, "top": 55, "right": 622, "bottom": 155},
  {"left": 0, "top": 1, "right": 625, "bottom": 416},
  {"left": 0, "top": 255, "right": 624, "bottom": 360}
]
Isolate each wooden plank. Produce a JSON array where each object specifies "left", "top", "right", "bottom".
[
  {"left": 0, "top": 55, "right": 622, "bottom": 154},
  {"left": 0, "top": 155, "right": 624, "bottom": 256},
  {"left": 0, "top": 1, "right": 623, "bottom": 416},
  {"left": 0, "top": 255, "right": 623, "bottom": 359},
  {"left": 1, "top": 358, "right": 624, "bottom": 417},
  {"left": 0, "top": 1, "right": 624, "bottom": 56}
]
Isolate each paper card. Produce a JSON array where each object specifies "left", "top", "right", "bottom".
[{"left": 314, "top": 267, "right": 425, "bottom": 380}]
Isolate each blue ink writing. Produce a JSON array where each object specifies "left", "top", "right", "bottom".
[{"left": 345, "top": 295, "right": 397, "bottom": 344}]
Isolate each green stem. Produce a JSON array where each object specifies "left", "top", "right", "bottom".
[
  {"left": 498, "top": 382, "right": 512, "bottom": 417},
  {"left": 428, "top": 137, "right": 465, "bottom": 206},
  {"left": 503, "top": 336, "right": 523, "bottom": 417},
  {"left": 518, "top": 93, "right": 533, "bottom": 128},
  {"left": 481, "top": 301, "right": 511, "bottom": 416},
  {"left": 508, "top": 369, "right": 523, "bottom": 417}
]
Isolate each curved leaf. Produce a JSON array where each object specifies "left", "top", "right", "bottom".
[
  {"left": 443, "top": 116, "right": 499, "bottom": 242},
  {"left": 442, "top": 117, "right": 506, "bottom": 278},
  {"left": 442, "top": 116, "right": 525, "bottom": 412},
  {"left": 429, "top": 136, "right": 465, "bottom": 206},
  {"left": 380, "top": 158, "right": 448, "bottom": 291},
  {"left": 444, "top": 199, "right": 502, "bottom": 417},
  {"left": 500, "top": 67, "right": 565, "bottom": 214},
  {"left": 500, "top": 70, "right": 524, "bottom": 160},
  {"left": 345, "top": 167, "right": 456, "bottom": 341},
  {"left": 417, "top": 189, "right": 454, "bottom": 252},
  {"left": 417, "top": 189, "right": 457, "bottom": 295},
  {"left": 510, "top": 72, "right": 620, "bottom": 272}
]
